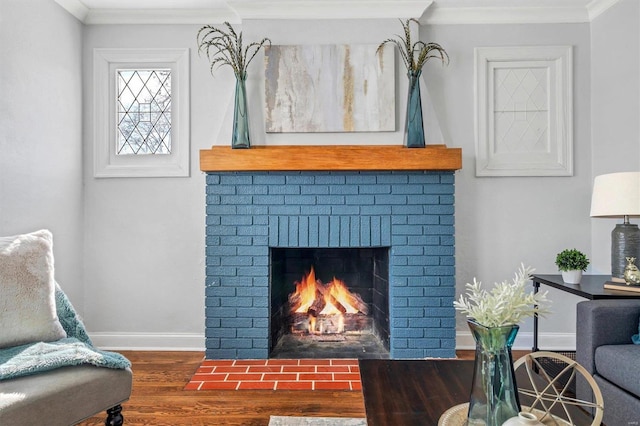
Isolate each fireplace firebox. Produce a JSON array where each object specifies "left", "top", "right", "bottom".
[{"left": 269, "top": 247, "right": 390, "bottom": 358}]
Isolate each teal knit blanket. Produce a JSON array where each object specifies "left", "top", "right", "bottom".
[{"left": 0, "top": 286, "right": 131, "bottom": 380}]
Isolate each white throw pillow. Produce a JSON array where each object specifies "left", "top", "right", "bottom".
[{"left": 0, "top": 229, "right": 66, "bottom": 348}]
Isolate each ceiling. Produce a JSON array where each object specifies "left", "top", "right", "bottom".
[{"left": 54, "top": 0, "right": 621, "bottom": 24}]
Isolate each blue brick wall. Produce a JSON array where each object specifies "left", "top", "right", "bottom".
[{"left": 205, "top": 171, "right": 456, "bottom": 359}]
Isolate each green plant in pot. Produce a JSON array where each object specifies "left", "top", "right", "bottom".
[
  {"left": 555, "top": 249, "right": 590, "bottom": 284},
  {"left": 454, "top": 264, "right": 550, "bottom": 426}
]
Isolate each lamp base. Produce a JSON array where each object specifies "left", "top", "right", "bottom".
[{"left": 611, "top": 223, "right": 640, "bottom": 279}]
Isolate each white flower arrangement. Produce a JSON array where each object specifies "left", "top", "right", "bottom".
[{"left": 454, "top": 264, "right": 550, "bottom": 328}]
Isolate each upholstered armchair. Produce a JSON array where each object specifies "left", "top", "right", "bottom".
[{"left": 0, "top": 230, "right": 132, "bottom": 425}]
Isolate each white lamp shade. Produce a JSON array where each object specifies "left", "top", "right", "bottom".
[{"left": 590, "top": 172, "right": 640, "bottom": 218}]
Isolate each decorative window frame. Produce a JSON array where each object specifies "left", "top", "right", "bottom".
[
  {"left": 93, "top": 48, "right": 190, "bottom": 178},
  {"left": 474, "top": 46, "right": 573, "bottom": 177}
]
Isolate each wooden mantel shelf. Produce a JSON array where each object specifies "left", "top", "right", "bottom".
[{"left": 200, "top": 145, "right": 462, "bottom": 172}]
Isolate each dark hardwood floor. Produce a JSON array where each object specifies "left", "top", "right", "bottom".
[{"left": 77, "top": 350, "right": 527, "bottom": 426}]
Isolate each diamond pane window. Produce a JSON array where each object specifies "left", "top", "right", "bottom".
[
  {"left": 117, "top": 69, "right": 172, "bottom": 155},
  {"left": 94, "top": 48, "right": 189, "bottom": 177}
]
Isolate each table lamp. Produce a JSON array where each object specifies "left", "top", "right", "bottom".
[{"left": 590, "top": 171, "right": 640, "bottom": 279}]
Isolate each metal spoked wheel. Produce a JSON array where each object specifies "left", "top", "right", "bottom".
[{"left": 513, "top": 351, "right": 604, "bottom": 426}]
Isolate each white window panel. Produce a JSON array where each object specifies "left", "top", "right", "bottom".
[{"left": 475, "top": 46, "right": 573, "bottom": 177}]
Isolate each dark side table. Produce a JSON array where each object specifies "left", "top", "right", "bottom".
[{"left": 531, "top": 274, "right": 640, "bottom": 352}]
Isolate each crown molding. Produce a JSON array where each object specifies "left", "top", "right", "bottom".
[
  {"left": 84, "top": 8, "right": 239, "bottom": 25},
  {"left": 54, "top": 0, "right": 621, "bottom": 25},
  {"left": 82, "top": 1, "right": 433, "bottom": 24},
  {"left": 228, "top": 0, "right": 432, "bottom": 20},
  {"left": 421, "top": 6, "right": 590, "bottom": 25},
  {"left": 54, "top": 0, "right": 90, "bottom": 22},
  {"left": 587, "top": 0, "right": 621, "bottom": 21}
]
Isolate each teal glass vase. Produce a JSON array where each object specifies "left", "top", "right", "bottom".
[
  {"left": 467, "top": 319, "right": 521, "bottom": 426},
  {"left": 404, "top": 70, "right": 425, "bottom": 148},
  {"left": 232, "top": 76, "right": 250, "bottom": 149}
]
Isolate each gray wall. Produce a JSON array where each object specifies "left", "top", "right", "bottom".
[
  {"left": 420, "top": 22, "right": 593, "bottom": 348},
  {"left": 590, "top": 0, "right": 640, "bottom": 274},
  {"left": 82, "top": 25, "right": 209, "bottom": 348},
  {"left": 80, "top": 18, "right": 593, "bottom": 350},
  {"left": 0, "top": 0, "right": 84, "bottom": 304},
  {"left": 3, "top": 0, "right": 638, "bottom": 350}
]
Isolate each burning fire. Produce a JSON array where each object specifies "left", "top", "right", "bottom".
[{"left": 288, "top": 267, "right": 368, "bottom": 334}]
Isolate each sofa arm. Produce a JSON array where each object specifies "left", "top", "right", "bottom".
[{"left": 576, "top": 299, "right": 640, "bottom": 376}]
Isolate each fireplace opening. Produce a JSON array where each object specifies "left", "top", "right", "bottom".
[{"left": 269, "top": 247, "right": 390, "bottom": 359}]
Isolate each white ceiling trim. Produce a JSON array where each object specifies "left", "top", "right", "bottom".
[
  {"left": 84, "top": 8, "right": 240, "bottom": 25},
  {"left": 587, "top": 0, "right": 621, "bottom": 21},
  {"left": 54, "top": 0, "right": 620, "bottom": 25},
  {"left": 421, "top": 6, "right": 590, "bottom": 25},
  {"left": 54, "top": 0, "right": 90, "bottom": 22},
  {"left": 227, "top": 0, "right": 432, "bottom": 20}
]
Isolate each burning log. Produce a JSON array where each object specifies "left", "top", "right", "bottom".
[
  {"left": 287, "top": 267, "right": 370, "bottom": 335},
  {"left": 347, "top": 292, "right": 368, "bottom": 315},
  {"left": 290, "top": 312, "right": 372, "bottom": 335},
  {"left": 316, "top": 283, "right": 347, "bottom": 314},
  {"left": 307, "top": 288, "right": 326, "bottom": 317},
  {"left": 310, "top": 280, "right": 327, "bottom": 314}
]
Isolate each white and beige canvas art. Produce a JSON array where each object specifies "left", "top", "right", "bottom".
[{"left": 264, "top": 44, "right": 395, "bottom": 133}]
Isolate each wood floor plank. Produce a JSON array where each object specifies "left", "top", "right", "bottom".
[
  {"left": 76, "top": 350, "right": 506, "bottom": 425},
  {"left": 77, "top": 351, "right": 366, "bottom": 425},
  {"left": 360, "top": 359, "right": 473, "bottom": 425}
]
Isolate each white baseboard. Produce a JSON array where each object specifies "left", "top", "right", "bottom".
[
  {"left": 455, "top": 331, "right": 576, "bottom": 352},
  {"left": 88, "top": 331, "right": 574, "bottom": 353},
  {"left": 89, "top": 332, "right": 205, "bottom": 351}
]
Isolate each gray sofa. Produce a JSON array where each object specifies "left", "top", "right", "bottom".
[{"left": 576, "top": 299, "right": 640, "bottom": 426}]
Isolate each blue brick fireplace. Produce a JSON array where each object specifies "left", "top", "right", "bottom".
[{"left": 204, "top": 169, "right": 457, "bottom": 360}]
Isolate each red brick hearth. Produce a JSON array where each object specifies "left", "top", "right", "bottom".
[{"left": 185, "top": 359, "right": 361, "bottom": 391}]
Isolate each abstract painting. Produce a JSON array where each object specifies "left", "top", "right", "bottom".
[{"left": 264, "top": 44, "right": 395, "bottom": 133}]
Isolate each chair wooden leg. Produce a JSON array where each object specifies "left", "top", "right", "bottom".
[{"left": 105, "top": 404, "right": 124, "bottom": 426}]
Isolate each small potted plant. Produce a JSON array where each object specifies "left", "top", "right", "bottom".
[
  {"left": 454, "top": 264, "right": 550, "bottom": 425},
  {"left": 555, "top": 249, "right": 590, "bottom": 284}
]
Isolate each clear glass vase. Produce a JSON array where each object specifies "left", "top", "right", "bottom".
[
  {"left": 467, "top": 319, "right": 521, "bottom": 426},
  {"left": 403, "top": 70, "right": 425, "bottom": 148},
  {"left": 232, "top": 76, "right": 250, "bottom": 149}
]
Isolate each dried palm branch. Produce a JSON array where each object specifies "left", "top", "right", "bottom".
[
  {"left": 377, "top": 18, "right": 449, "bottom": 74},
  {"left": 197, "top": 22, "right": 271, "bottom": 80}
]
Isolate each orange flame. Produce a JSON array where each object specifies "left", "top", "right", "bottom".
[
  {"left": 321, "top": 277, "right": 360, "bottom": 315},
  {"left": 291, "top": 267, "right": 319, "bottom": 313},
  {"left": 291, "top": 267, "right": 362, "bottom": 314}
]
